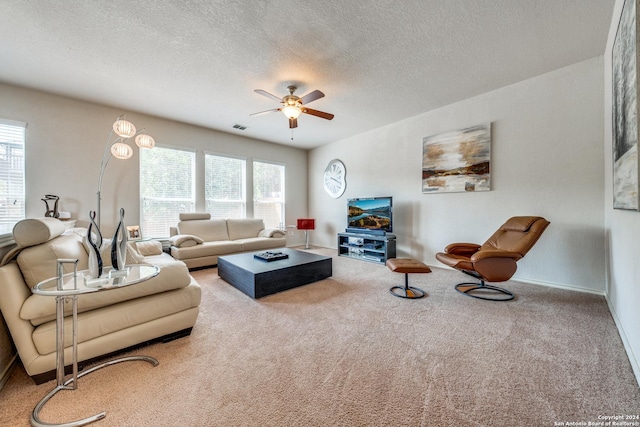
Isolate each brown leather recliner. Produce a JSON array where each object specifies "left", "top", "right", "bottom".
[{"left": 435, "top": 216, "right": 550, "bottom": 301}]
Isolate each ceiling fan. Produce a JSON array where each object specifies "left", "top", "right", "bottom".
[{"left": 251, "top": 85, "right": 335, "bottom": 129}]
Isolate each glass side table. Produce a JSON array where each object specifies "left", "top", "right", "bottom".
[{"left": 30, "top": 260, "right": 160, "bottom": 427}]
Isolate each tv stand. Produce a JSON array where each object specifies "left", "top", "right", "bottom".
[{"left": 337, "top": 232, "right": 396, "bottom": 265}]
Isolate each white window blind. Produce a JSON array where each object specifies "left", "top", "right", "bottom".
[
  {"left": 140, "top": 146, "right": 195, "bottom": 238},
  {"left": 253, "top": 160, "right": 285, "bottom": 229},
  {"left": 205, "top": 154, "right": 246, "bottom": 219},
  {"left": 0, "top": 119, "right": 26, "bottom": 236}
]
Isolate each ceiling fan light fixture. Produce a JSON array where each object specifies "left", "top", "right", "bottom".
[
  {"left": 252, "top": 86, "right": 333, "bottom": 128},
  {"left": 282, "top": 105, "right": 302, "bottom": 119}
]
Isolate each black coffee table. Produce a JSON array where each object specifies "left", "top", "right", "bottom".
[{"left": 218, "top": 248, "right": 332, "bottom": 298}]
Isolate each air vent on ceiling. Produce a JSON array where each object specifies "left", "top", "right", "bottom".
[{"left": 233, "top": 124, "right": 248, "bottom": 130}]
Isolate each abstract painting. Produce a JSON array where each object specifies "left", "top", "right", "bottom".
[
  {"left": 613, "top": 0, "right": 639, "bottom": 210},
  {"left": 422, "top": 123, "right": 491, "bottom": 193}
]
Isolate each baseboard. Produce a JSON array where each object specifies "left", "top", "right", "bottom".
[
  {"left": 0, "top": 355, "right": 17, "bottom": 391},
  {"left": 428, "top": 264, "right": 606, "bottom": 295},
  {"left": 515, "top": 276, "right": 606, "bottom": 296},
  {"left": 605, "top": 295, "right": 640, "bottom": 388}
]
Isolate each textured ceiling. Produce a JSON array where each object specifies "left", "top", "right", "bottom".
[{"left": 0, "top": 0, "right": 614, "bottom": 149}]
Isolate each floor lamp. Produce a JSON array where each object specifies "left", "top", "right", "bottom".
[
  {"left": 297, "top": 219, "right": 315, "bottom": 249},
  {"left": 97, "top": 115, "right": 155, "bottom": 228}
]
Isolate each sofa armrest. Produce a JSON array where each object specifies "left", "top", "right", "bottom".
[
  {"left": 134, "top": 239, "right": 164, "bottom": 256},
  {"left": 0, "top": 262, "right": 40, "bottom": 370},
  {"left": 259, "top": 228, "right": 286, "bottom": 238},
  {"left": 443, "top": 242, "right": 480, "bottom": 257},
  {"left": 470, "top": 249, "right": 522, "bottom": 262},
  {"left": 169, "top": 234, "right": 204, "bottom": 248}
]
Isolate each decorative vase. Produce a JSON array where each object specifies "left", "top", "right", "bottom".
[
  {"left": 111, "top": 208, "right": 128, "bottom": 270},
  {"left": 85, "top": 210, "right": 103, "bottom": 278}
]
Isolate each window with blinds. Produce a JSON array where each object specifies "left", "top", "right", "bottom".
[
  {"left": 253, "top": 160, "right": 285, "bottom": 229},
  {"left": 140, "top": 146, "right": 195, "bottom": 238},
  {"left": 0, "top": 119, "right": 26, "bottom": 236},
  {"left": 205, "top": 154, "right": 246, "bottom": 219}
]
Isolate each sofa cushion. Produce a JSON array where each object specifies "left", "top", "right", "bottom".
[
  {"left": 13, "top": 217, "right": 66, "bottom": 248},
  {"left": 171, "top": 240, "right": 243, "bottom": 260},
  {"left": 21, "top": 261, "right": 193, "bottom": 325},
  {"left": 226, "top": 219, "right": 265, "bottom": 240},
  {"left": 237, "top": 237, "right": 287, "bottom": 252},
  {"left": 32, "top": 280, "right": 201, "bottom": 354},
  {"left": 143, "top": 253, "right": 178, "bottom": 266},
  {"left": 178, "top": 219, "right": 229, "bottom": 242}
]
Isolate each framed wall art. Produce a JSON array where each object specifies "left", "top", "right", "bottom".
[
  {"left": 127, "top": 225, "right": 141, "bottom": 240},
  {"left": 422, "top": 123, "right": 491, "bottom": 194},
  {"left": 612, "top": 0, "right": 639, "bottom": 210}
]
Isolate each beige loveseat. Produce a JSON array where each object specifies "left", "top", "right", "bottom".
[
  {"left": 169, "top": 214, "right": 287, "bottom": 269},
  {"left": 0, "top": 218, "right": 201, "bottom": 383}
]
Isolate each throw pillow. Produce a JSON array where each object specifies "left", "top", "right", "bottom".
[{"left": 170, "top": 234, "right": 204, "bottom": 248}]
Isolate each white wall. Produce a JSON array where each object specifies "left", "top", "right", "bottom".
[
  {"left": 0, "top": 83, "right": 309, "bottom": 237},
  {"left": 309, "top": 57, "right": 605, "bottom": 292},
  {"left": 604, "top": 0, "right": 640, "bottom": 384}
]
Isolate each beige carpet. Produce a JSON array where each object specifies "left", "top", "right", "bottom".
[{"left": 1, "top": 248, "right": 639, "bottom": 426}]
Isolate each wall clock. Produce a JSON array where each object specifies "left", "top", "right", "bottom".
[{"left": 323, "top": 159, "right": 346, "bottom": 198}]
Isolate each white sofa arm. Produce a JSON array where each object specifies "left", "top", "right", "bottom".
[
  {"left": 170, "top": 234, "right": 204, "bottom": 248},
  {"left": 0, "top": 263, "right": 40, "bottom": 372},
  {"left": 259, "top": 228, "right": 286, "bottom": 238}
]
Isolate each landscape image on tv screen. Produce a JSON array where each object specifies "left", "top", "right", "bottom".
[{"left": 347, "top": 197, "right": 392, "bottom": 232}]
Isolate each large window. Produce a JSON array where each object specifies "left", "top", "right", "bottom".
[
  {"left": 253, "top": 160, "right": 285, "bottom": 229},
  {"left": 140, "top": 146, "right": 195, "bottom": 237},
  {"left": 205, "top": 154, "right": 246, "bottom": 219},
  {"left": 0, "top": 119, "right": 26, "bottom": 236}
]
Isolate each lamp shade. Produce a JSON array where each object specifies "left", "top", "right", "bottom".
[
  {"left": 111, "top": 142, "right": 133, "bottom": 159},
  {"left": 112, "top": 119, "right": 136, "bottom": 138},
  {"left": 297, "top": 218, "right": 315, "bottom": 230},
  {"left": 135, "top": 133, "right": 155, "bottom": 149}
]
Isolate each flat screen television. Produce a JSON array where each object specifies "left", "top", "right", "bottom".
[{"left": 347, "top": 197, "right": 393, "bottom": 233}]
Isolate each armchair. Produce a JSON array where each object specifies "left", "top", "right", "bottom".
[{"left": 435, "top": 216, "right": 550, "bottom": 301}]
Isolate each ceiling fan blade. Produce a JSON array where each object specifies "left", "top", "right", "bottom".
[
  {"left": 289, "top": 117, "right": 298, "bottom": 129},
  {"left": 300, "top": 90, "right": 325, "bottom": 105},
  {"left": 301, "top": 108, "right": 334, "bottom": 120},
  {"left": 254, "top": 89, "right": 282, "bottom": 102},
  {"left": 250, "top": 108, "right": 280, "bottom": 116}
]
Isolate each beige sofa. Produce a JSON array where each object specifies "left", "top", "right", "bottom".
[
  {"left": 0, "top": 218, "right": 201, "bottom": 383},
  {"left": 169, "top": 214, "right": 287, "bottom": 269}
]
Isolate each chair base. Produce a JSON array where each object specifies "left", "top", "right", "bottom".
[
  {"left": 455, "top": 282, "right": 514, "bottom": 301},
  {"left": 390, "top": 285, "right": 425, "bottom": 299}
]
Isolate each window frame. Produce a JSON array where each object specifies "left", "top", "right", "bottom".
[
  {"left": 0, "top": 118, "right": 26, "bottom": 245},
  {"left": 139, "top": 144, "right": 196, "bottom": 238},
  {"left": 252, "top": 159, "right": 286, "bottom": 229},
  {"left": 204, "top": 151, "right": 247, "bottom": 220}
]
